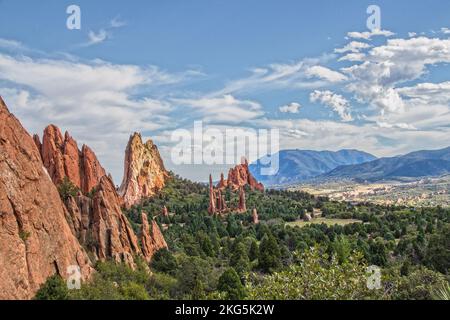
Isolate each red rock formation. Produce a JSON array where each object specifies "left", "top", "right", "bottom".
[
  {"left": 140, "top": 212, "right": 168, "bottom": 263},
  {"left": 81, "top": 145, "right": 106, "bottom": 194},
  {"left": 65, "top": 176, "right": 141, "bottom": 268},
  {"left": 217, "top": 173, "right": 227, "bottom": 189},
  {"left": 162, "top": 206, "right": 169, "bottom": 217},
  {"left": 252, "top": 208, "right": 259, "bottom": 224},
  {"left": 0, "top": 97, "right": 93, "bottom": 300},
  {"left": 119, "top": 133, "right": 168, "bottom": 208},
  {"left": 37, "top": 125, "right": 106, "bottom": 194},
  {"left": 217, "top": 159, "right": 264, "bottom": 192},
  {"left": 32, "top": 134, "right": 41, "bottom": 152},
  {"left": 238, "top": 187, "right": 247, "bottom": 213}
]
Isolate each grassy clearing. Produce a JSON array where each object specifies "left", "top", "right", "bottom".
[{"left": 286, "top": 218, "right": 363, "bottom": 228}]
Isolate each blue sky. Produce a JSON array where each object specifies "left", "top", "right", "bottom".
[{"left": 1, "top": 0, "right": 450, "bottom": 182}]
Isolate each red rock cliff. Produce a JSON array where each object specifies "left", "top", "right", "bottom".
[
  {"left": 37, "top": 125, "right": 106, "bottom": 194},
  {"left": 119, "top": 133, "right": 169, "bottom": 208},
  {"left": 0, "top": 97, "right": 93, "bottom": 300},
  {"left": 65, "top": 176, "right": 143, "bottom": 268}
]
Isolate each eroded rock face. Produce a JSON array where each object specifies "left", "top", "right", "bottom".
[
  {"left": 119, "top": 133, "right": 168, "bottom": 208},
  {"left": 140, "top": 212, "right": 168, "bottom": 263},
  {"left": 0, "top": 97, "right": 93, "bottom": 300},
  {"left": 38, "top": 125, "right": 106, "bottom": 194},
  {"left": 218, "top": 159, "right": 264, "bottom": 192},
  {"left": 65, "top": 176, "right": 141, "bottom": 268}
]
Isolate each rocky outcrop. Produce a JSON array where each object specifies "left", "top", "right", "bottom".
[
  {"left": 208, "top": 175, "right": 248, "bottom": 215},
  {"left": 238, "top": 187, "right": 247, "bottom": 213},
  {"left": 140, "top": 212, "right": 168, "bottom": 263},
  {"left": 162, "top": 206, "right": 169, "bottom": 217},
  {"left": 208, "top": 174, "right": 217, "bottom": 215},
  {"left": 37, "top": 125, "right": 106, "bottom": 194},
  {"left": 0, "top": 97, "right": 93, "bottom": 300},
  {"left": 217, "top": 159, "right": 264, "bottom": 192},
  {"left": 119, "top": 133, "right": 168, "bottom": 208},
  {"left": 252, "top": 208, "right": 259, "bottom": 224},
  {"left": 65, "top": 176, "right": 141, "bottom": 268}
]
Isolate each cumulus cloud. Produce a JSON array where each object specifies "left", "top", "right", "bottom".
[
  {"left": 279, "top": 102, "right": 301, "bottom": 114},
  {"left": 309, "top": 90, "right": 353, "bottom": 121},
  {"left": 341, "top": 37, "right": 450, "bottom": 115},
  {"left": 347, "top": 29, "right": 395, "bottom": 40}
]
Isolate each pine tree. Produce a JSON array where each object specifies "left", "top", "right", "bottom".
[
  {"left": 258, "top": 233, "right": 282, "bottom": 273},
  {"left": 218, "top": 268, "right": 246, "bottom": 300}
]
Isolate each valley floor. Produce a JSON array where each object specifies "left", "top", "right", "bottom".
[{"left": 292, "top": 175, "right": 450, "bottom": 207}]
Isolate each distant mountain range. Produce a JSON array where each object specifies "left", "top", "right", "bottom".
[
  {"left": 323, "top": 147, "right": 450, "bottom": 182},
  {"left": 249, "top": 149, "right": 376, "bottom": 186},
  {"left": 250, "top": 147, "right": 450, "bottom": 187}
]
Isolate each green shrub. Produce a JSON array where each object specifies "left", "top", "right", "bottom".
[{"left": 34, "top": 275, "right": 69, "bottom": 300}]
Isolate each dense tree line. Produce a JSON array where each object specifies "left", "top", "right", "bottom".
[{"left": 37, "top": 174, "right": 450, "bottom": 300}]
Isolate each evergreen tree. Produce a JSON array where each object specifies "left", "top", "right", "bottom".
[
  {"left": 258, "top": 233, "right": 282, "bottom": 273},
  {"left": 218, "top": 268, "right": 246, "bottom": 300}
]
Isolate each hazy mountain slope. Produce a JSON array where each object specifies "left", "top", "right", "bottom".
[
  {"left": 324, "top": 147, "right": 450, "bottom": 182},
  {"left": 249, "top": 149, "right": 376, "bottom": 186}
]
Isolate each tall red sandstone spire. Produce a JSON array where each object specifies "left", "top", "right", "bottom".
[
  {"left": 119, "top": 133, "right": 169, "bottom": 208},
  {"left": 238, "top": 187, "right": 247, "bottom": 213},
  {"left": 252, "top": 208, "right": 259, "bottom": 224}
]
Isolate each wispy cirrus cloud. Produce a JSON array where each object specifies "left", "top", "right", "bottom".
[
  {"left": 81, "top": 17, "right": 127, "bottom": 47},
  {"left": 212, "top": 54, "right": 338, "bottom": 95}
]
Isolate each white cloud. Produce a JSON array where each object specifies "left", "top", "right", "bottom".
[
  {"left": 338, "top": 53, "right": 366, "bottom": 62},
  {"left": 256, "top": 117, "right": 450, "bottom": 159},
  {"left": 214, "top": 55, "right": 337, "bottom": 95},
  {"left": 441, "top": 28, "right": 450, "bottom": 34},
  {"left": 341, "top": 37, "right": 450, "bottom": 115},
  {"left": 305, "top": 65, "right": 348, "bottom": 83},
  {"left": 376, "top": 121, "right": 416, "bottom": 130},
  {"left": 347, "top": 29, "right": 395, "bottom": 40},
  {"left": 0, "top": 38, "right": 25, "bottom": 50},
  {"left": 309, "top": 90, "right": 353, "bottom": 122},
  {"left": 86, "top": 29, "right": 108, "bottom": 46},
  {"left": 397, "top": 81, "right": 450, "bottom": 104},
  {"left": 110, "top": 17, "right": 127, "bottom": 28},
  {"left": 279, "top": 102, "right": 301, "bottom": 114},
  {"left": 174, "top": 94, "right": 264, "bottom": 124},
  {"left": 335, "top": 41, "right": 371, "bottom": 54}
]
